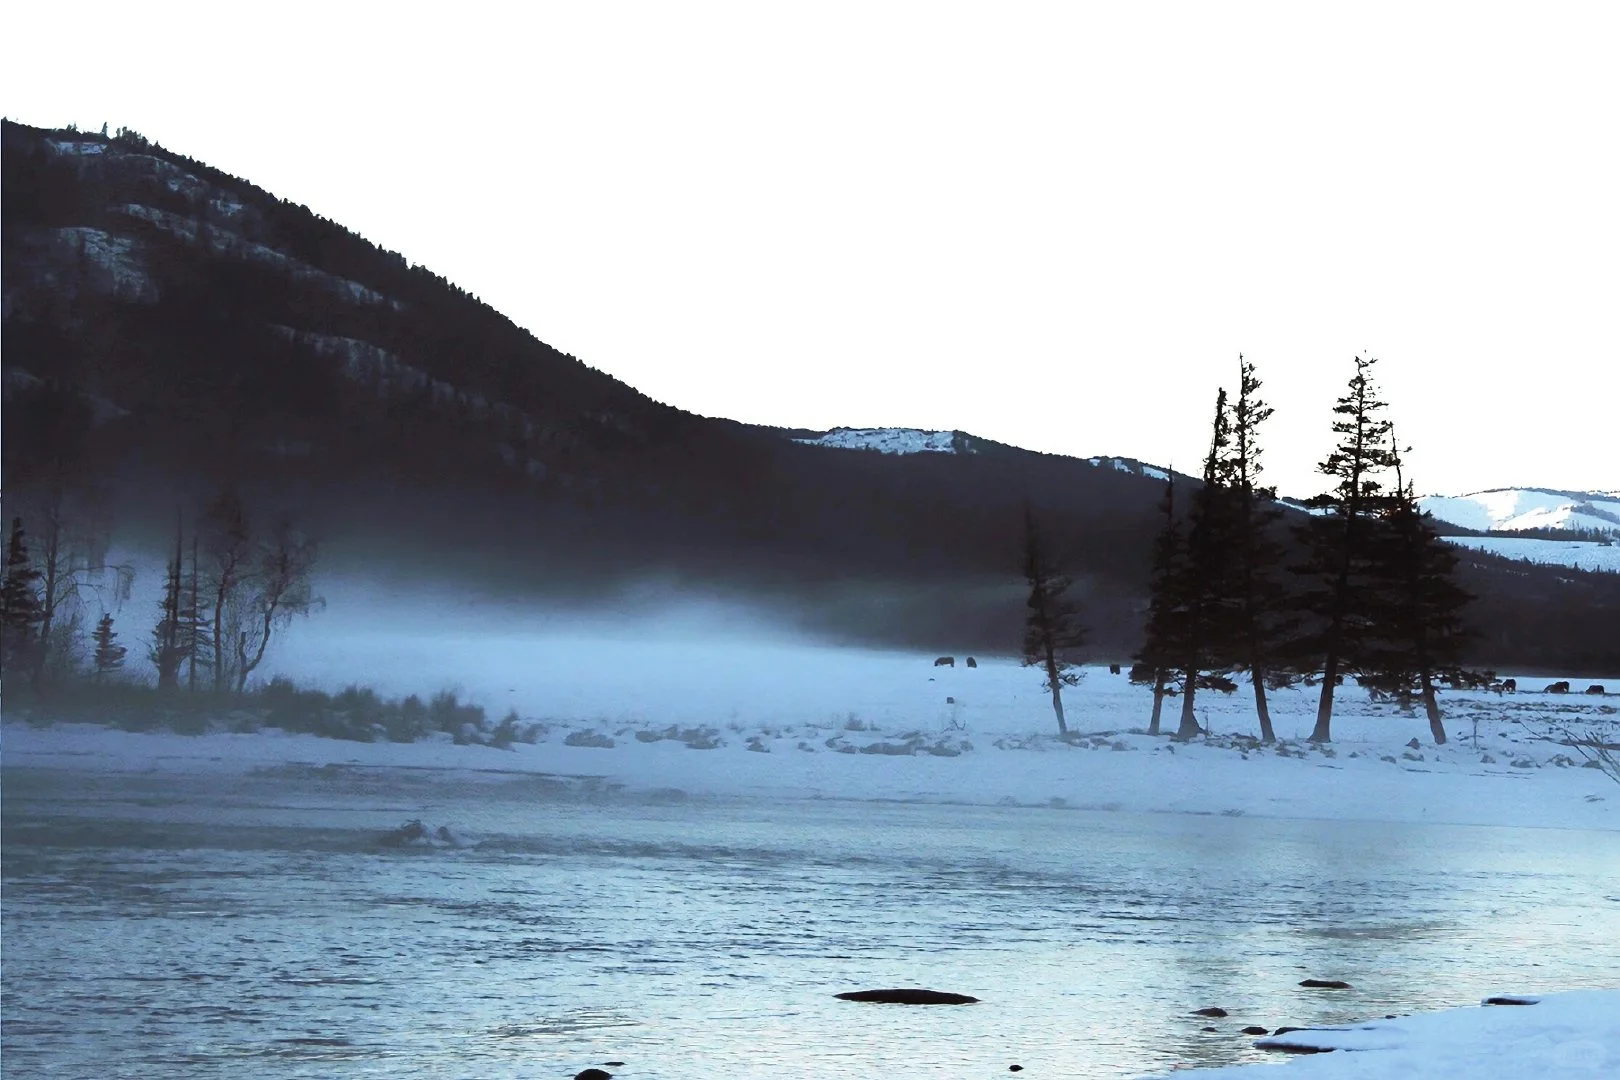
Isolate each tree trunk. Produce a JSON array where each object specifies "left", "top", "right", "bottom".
[
  {"left": 1044, "top": 646, "right": 1068, "bottom": 736},
  {"left": 1148, "top": 671, "right": 1166, "bottom": 736},
  {"left": 1422, "top": 672, "right": 1446, "bottom": 745},
  {"left": 1251, "top": 663, "right": 1275, "bottom": 743},
  {"left": 1175, "top": 671, "right": 1201, "bottom": 740},
  {"left": 1311, "top": 655, "right": 1338, "bottom": 743},
  {"left": 212, "top": 580, "right": 228, "bottom": 692}
]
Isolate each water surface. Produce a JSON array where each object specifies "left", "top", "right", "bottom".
[{"left": 4, "top": 764, "right": 1617, "bottom": 1078}]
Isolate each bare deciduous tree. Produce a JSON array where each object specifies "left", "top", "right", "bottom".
[{"left": 228, "top": 516, "right": 323, "bottom": 692}]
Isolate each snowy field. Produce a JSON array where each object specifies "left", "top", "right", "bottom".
[
  {"left": 7, "top": 643, "right": 1618, "bottom": 832},
  {"left": 1443, "top": 534, "right": 1620, "bottom": 573}
]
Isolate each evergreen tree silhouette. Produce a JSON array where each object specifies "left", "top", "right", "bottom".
[
  {"left": 92, "top": 612, "right": 127, "bottom": 678},
  {"left": 1, "top": 518, "right": 44, "bottom": 680},
  {"left": 1291, "top": 356, "right": 1401, "bottom": 743}
]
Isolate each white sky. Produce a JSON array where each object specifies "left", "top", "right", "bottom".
[{"left": 5, "top": 2, "right": 1617, "bottom": 498}]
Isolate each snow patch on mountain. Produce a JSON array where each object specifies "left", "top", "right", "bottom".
[
  {"left": 44, "top": 138, "right": 108, "bottom": 156},
  {"left": 1420, "top": 489, "right": 1620, "bottom": 536},
  {"left": 115, "top": 203, "right": 404, "bottom": 310},
  {"left": 1088, "top": 456, "right": 1169, "bottom": 481},
  {"left": 47, "top": 227, "right": 158, "bottom": 302},
  {"left": 793, "top": 427, "right": 962, "bottom": 454}
]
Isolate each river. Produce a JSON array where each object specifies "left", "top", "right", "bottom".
[{"left": 3, "top": 762, "right": 1617, "bottom": 1078}]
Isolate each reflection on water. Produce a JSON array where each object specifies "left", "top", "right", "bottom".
[{"left": 3, "top": 765, "right": 1618, "bottom": 1079}]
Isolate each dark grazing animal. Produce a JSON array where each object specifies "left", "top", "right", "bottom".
[
  {"left": 934, "top": 656, "right": 955, "bottom": 668},
  {"left": 965, "top": 656, "right": 977, "bottom": 668},
  {"left": 1587, "top": 685, "right": 1607, "bottom": 695},
  {"left": 1545, "top": 680, "right": 1571, "bottom": 694},
  {"left": 1501, "top": 678, "right": 1517, "bottom": 693}
]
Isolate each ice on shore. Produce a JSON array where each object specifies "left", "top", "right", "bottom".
[{"left": 1137, "top": 988, "right": 1619, "bottom": 1078}]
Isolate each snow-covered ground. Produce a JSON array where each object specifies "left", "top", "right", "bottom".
[
  {"left": 1139, "top": 989, "right": 1619, "bottom": 1079},
  {"left": 1444, "top": 534, "right": 1620, "bottom": 573},
  {"left": 7, "top": 649, "right": 1617, "bottom": 833},
  {"left": 1420, "top": 488, "right": 1620, "bottom": 537}
]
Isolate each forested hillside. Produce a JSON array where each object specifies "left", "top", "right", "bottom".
[{"left": 3, "top": 119, "right": 1616, "bottom": 668}]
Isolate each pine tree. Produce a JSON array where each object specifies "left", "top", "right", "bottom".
[
  {"left": 1291, "top": 356, "right": 1401, "bottom": 743},
  {"left": 1021, "top": 504, "right": 1087, "bottom": 736},
  {"left": 1132, "top": 473, "right": 1186, "bottom": 737},
  {"left": 179, "top": 534, "right": 212, "bottom": 692},
  {"left": 1221, "top": 357, "right": 1292, "bottom": 742},
  {"left": 151, "top": 517, "right": 185, "bottom": 691},
  {"left": 1170, "top": 389, "right": 1242, "bottom": 740},
  {"left": 1, "top": 518, "right": 44, "bottom": 680},
  {"left": 92, "top": 612, "right": 127, "bottom": 678},
  {"left": 1359, "top": 440, "right": 1474, "bottom": 744}
]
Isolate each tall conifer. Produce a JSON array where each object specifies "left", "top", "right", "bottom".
[{"left": 1291, "top": 356, "right": 1400, "bottom": 742}]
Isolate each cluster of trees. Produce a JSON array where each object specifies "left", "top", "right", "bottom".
[
  {"left": 1024, "top": 355, "right": 1473, "bottom": 745},
  {"left": 0, "top": 489, "right": 321, "bottom": 697}
]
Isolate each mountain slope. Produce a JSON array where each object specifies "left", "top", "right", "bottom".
[{"left": 4, "top": 120, "right": 1618, "bottom": 668}]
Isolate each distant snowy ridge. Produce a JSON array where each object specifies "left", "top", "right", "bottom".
[
  {"left": 792, "top": 427, "right": 967, "bottom": 454},
  {"left": 1419, "top": 488, "right": 1620, "bottom": 537}
]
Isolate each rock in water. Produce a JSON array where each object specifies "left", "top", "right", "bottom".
[
  {"left": 574, "top": 1070, "right": 613, "bottom": 1080},
  {"left": 1242, "top": 1026, "right": 1269, "bottom": 1035},
  {"left": 835, "top": 988, "right": 980, "bottom": 1005},
  {"left": 1299, "top": 979, "right": 1351, "bottom": 989},
  {"left": 1192, "top": 1006, "right": 1228, "bottom": 1017}
]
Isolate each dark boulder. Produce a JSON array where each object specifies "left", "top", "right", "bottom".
[
  {"left": 380, "top": 819, "right": 427, "bottom": 846},
  {"left": 1192, "top": 1007, "right": 1228, "bottom": 1017},
  {"left": 1299, "top": 979, "right": 1351, "bottom": 989},
  {"left": 1484, "top": 995, "right": 1541, "bottom": 1006},
  {"left": 1242, "top": 1026, "right": 1269, "bottom": 1035},
  {"left": 575, "top": 1070, "right": 613, "bottom": 1080},
  {"left": 836, "top": 988, "right": 979, "bottom": 1005}
]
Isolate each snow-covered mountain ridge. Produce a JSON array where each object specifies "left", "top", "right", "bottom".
[
  {"left": 788, "top": 429, "right": 1177, "bottom": 483},
  {"left": 1418, "top": 488, "right": 1620, "bottom": 537}
]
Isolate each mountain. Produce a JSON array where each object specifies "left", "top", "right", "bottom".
[
  {"left": 1419, "top": 488, "right": 1620, "bottom": 538},
  {"left": 4, "top": 119, "right": 1618, "bottom": 670}
]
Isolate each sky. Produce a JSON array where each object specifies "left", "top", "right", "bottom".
[{"left": 4, "top": 2, "right": 1617, "bottom": 499}]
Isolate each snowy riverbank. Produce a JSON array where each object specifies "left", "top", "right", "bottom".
[
  {"left": 1139, "top": 989, "right": 1619, "bottom": 1078},
  {"left": 5, "top": 653, "right": 1616, "bottom": 832}
]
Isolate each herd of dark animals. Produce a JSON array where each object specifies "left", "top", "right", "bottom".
[{"left": 929, "top": 659, "right": 1603, "bottom": 697}]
